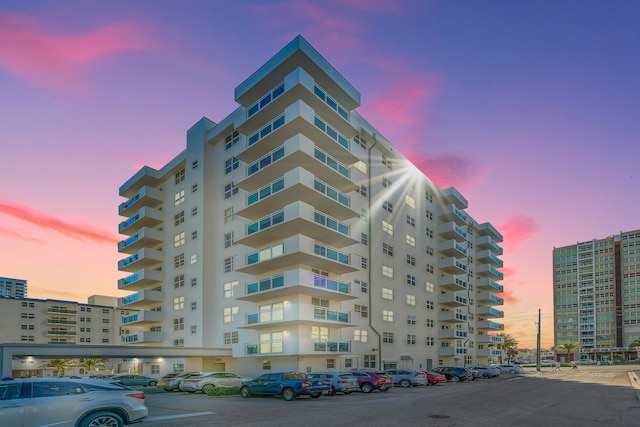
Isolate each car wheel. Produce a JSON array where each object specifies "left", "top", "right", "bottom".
[
  {"left": 202, "top": 384, "right": 215, "bottom": 394},
  {"left": 509, "top": 370, "right": 516, "bottom": 374},
  {"left": 79, "top": 411, "right": 124, "bottom": 427},
  {"left": 450, "top": 375, "right": 460, "bottom": 382},
  {"left": 240, "top": 386, "right": 252, "bottom": 398},
  {"left": 361, "top": 382, "right": 374, "bottom": 393},
  {"left": 400, "top": 379, "right": 411, "bottom": 388},
  {"left": 282, "top": 388, "right": 296, "bottom": 401},
  {"left": 149, "top": 381, "right": 157, "bottom": 387},
  {"left": 310, "top": 393, "right": 321, "bottom": 398}
]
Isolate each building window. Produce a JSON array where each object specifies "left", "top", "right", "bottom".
[
  {"left": 381, "top": 155, "right": 391, "bottom": 169},
  {"left": 191, "top": 277, "right": 198, "bottom": 287},
  {"left": 175, "top": 169, "right": 185, "bottom": 184},
  {"left": 407, "top": 255, "right": 416, "bottom": 266},
  {"left": 173, "top": 296, "right": 185, "bottom": 310},
  {"left": 224, "top": 232, "right": 234, "bottom": 248},
  {"left": 426, "top": 227, "right": 434, "bottom": 238},
  {"left": 361, "top": 233, "right": 368, "bottom": 245},
  {"left": 426, "top": 281, "right": 435, "bottom": 293},
  {"left": 406, "top": 295, "right": 416, "bottom": 306},
  {"left": 173, "top": 363, "right": 185, "bottom": 373},
  {"left": 354, "top": 160, "right": 367, "bottom": 173},
  {"left": 190, "top": 254, "right": 197, "bottom": 264},
  {"left": 407, "top": 315, "right": 416, "bottom": 325},
  {"left": 383, "top": 201, "right": 393, "bottom": 213},
  {"left": 311, "top": 326, "right": 329, "bottom": 340},
  {"left": 361, "top": 257, "right": 368, "bottom": 269},
  {"left": 426, "top": 245, "right": 434, "bottom": 256},
  {"left": 382, "top": 310, "right": 394, "bottom": 322},
  {"left": 407, "top": 335, "right": 416, "bottom": 345},
  {"left": 225, "top": 131, "right": 239, "bottom": 150},
  {"left": 173, "top": 317, "right": 184, "bottom": 331},
  {"left": 382, "top": 243, "right": 394, "bottom": 256},
  {"left": 382, "top": 265, "right": 394, "bottom": 278},
  {"left": 382, "top": 177, "right": 391, "bottom": 188},
  {"left": 224, "top": 182, "right": 239, "bottom": 199},
  {"left": 191, "top": 183, "right": 198, "bottom": 193},
  {"left": 173, "top": 339, "right": 184, "bottom": 347},
  {"left": 364, "top": 354, "right": 376, "bottom": 369},
  {"left": 426, "top": 300, "right": 434, "bottom": 310},
  {"left": 224, "top": 207, "right": 234, "bottom": 223},
  {"left": 192, "top": 160, "right": 198, "bottom": 169},
  {"left": 191, "top": 206, "right": 198, "bottom": 216},
  {"left": 225, "top": 156, "right": 239, "bottom": 174},
  {"left": 224, "top": 306, "right": 239, "bottom": 323},
  {"left": 224, "top": 331, "right": 239, "bottom": 344},
  {"left": 327, "top": 359, "right": 335, "bottom": 369},
  {"left": 382, "top": 287, "right": 393, "bottom": 300},
  {"left": 174, "top": 211, "right": 185, "bottom": 226},
  {"left": 191, "top": 230, "right": 198, "bottom": 240},
  {"left": 360, "top": 209, "right": 368, "bottom": 220},
  {"left": 224, "top": 281, "right": 238, "bottom": 298},
  {"left": 356, "top": 279, "right": 368, "bottom": 293},
  {"left": 382, "top": 332, "right": 394, "bottom": 344},
  {"left": 406, "top": 234, "right": 416, "bottom": 247},
  {"left": 174, "top": 189, "right": 185, "bottom": 206},
  {"left": 357, "top": 185, "right": 367, "bottom": 197},
  {"left": 382, "top": 221, "right": 393, "bottom": 235},
  {"left": 425, "top": 210, "right": 433, "bottom": 220},
  {"left": 354, "top": 329, "right": 368, "bottom": 342},
  {"left": 426, "top": 264, "right": 434, "bottom": 274},
  {"left": 191, "top": 325, "right": 197, "bottom": 334},
  {"left": 344, "top": 358, "right": 353, "bottom": 369},
  {"left": 355, "top": 305, "right": 368, "bottom": 318},
  {"left": 407, "top": 274, "right": 416, "bottom": 286},
  {"left": 174, "top": 232, "right": 186, "bottom": 247},
  {"left": 426, "top": 319, "right": 434, "bottom": 328},
  {"left": 426, "top": 337, "right": 434, "bottom": 346},
  {"left": 174, "top": 275, "right": 185, "bottom": 289},
  {"left": 224, "top": 257, "right": 234, "bottom": 273},
  {"left": 262, "top": 360, "right": 272, "bottom": 370},
  {"left": 151, "top": 365, "right": 160, "bottom": 375},
  {"left": 174, "top": 253, "right": 185, "bottom": 268},
  {"left": 405, "top": 195, "right": 415, "bottom": 208},
  {"left": 406, "top": 215, "right": 415, "bottom": 227},
  {"left": 191, "top": 301, "right": 197, "bottom": 311}
]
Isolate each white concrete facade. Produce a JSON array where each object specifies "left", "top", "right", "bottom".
[{"left": 117, "top": 36, "right": 504, "bottom": 376}]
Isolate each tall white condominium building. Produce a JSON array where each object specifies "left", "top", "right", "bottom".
[
  {"left": 117, "top": 36, "right": 505, "bottom": 374},
  {"left": 0, "top": 277, "right": 28, "bottom": 298},
  {"left": 553, "top": 229, "right": 640, "bottom": 361}
]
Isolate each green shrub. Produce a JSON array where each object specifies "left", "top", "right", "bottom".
[{"left": 206, "top": 386, "right": 240, "bottom": 396}]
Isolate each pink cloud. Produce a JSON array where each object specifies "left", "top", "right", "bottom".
[
  {"left": 0, "top": 199, "right": 117, "bottom": 244},
  {"left": 0, "top": 11, "right": 152, "bottom": 89},
  {"left": 0, "top": 225, "right": 43, "bottom": 243},
  {"left": 497, "top": 214, "right": 538, "bottom": 252},
  {"left": 496, "top": 287, "right": 520, "bottom": 305}
]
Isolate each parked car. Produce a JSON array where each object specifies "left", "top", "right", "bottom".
[
  {"left": 384, "top": 369, "right": 428, "bottom": 387},
  {"left": 0, "top": 377, "right": 148, "bottom": 427},
  {"left": 576, "top": 359, "right": 595, "bottom": 365},
  {"left": 240, "top": 372, "right": 330, "bottom": 401},
  {"left": 430, "top": 367, "right": 474, "bottom": 382},
  {"left": 156, "top": 372, "right": 201, "bottom": 392},
  {"left": 179, "top": 372, "right": 250, "bottom": 393},
  {"left": 471, "top": 366, "right": 500, "bottom": 378},
  {"left": 350, "top": 371, "right": 393, "bottom": 393},
  {"left": 540, "top": 360, "right": 555, "bottom": 366},
  {"left": 500, "top": 364, "right": 524, "bottom": 374},
  {"left": 307, "top": 372, "right": 360, "bottom": 395},
  {"left": 111, "top": 374, "right": 158, "bottom": 387},
  {"left": 423, "top": 371, "right": 447, "bottom": 385}
]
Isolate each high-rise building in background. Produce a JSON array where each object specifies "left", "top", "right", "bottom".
[
  {"left": 0, "top": 277, "right": 28, "bottom": 298},
  {"left": 553, "top": 229, "right": 640, "bottom": 361},
  {"left": 116, "top": 35, "right": 505, "bottom": 374}
]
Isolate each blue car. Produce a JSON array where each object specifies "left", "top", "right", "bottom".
[{"left": 307, "top": 372, "right": 360, "bottom": 395}]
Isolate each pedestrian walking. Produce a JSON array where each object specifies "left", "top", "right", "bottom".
[
  {"left": 571, "top": 361, "right": 578, "bottom": 371},
  {"left": 554, "top": 362, "right": 561, "bottom": 371}
]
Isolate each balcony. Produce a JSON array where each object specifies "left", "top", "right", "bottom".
[
  {"left": 438, "top": 311, "right": 468, "bottom": 323},
  {"left": 118, "top": 227, "right": 163, "bottom": 254},
  {"left": 476, "top": 265, "right": 503, "bottom": 280},
  {"left": 476, "top": 320, "right": 504, "bottom": 331},
  {"left": 238, "top": 134, "right": 357, "bottom": 194},
  {"left": 438, "top": 257, "right": 468, "bottom": 275},
  {"left": 121, "top": 331, "right": 165, "bottom": 344},
  {"left": 118, "top": 290, "right": 164, "bottom": 309},
  {"left": 118, "top": 206, "right": 163, "bottom": 236},
  {"left": 237, "top": 236, "right": 358, "bottom": 275},
  {"left": 438, "top": 329, "right": 468, "bottom": 340},
  {"left": 46, "top": 308, "right": 77, "bottom": 316},
  {"left": 437, "top": 346, "right": 468, "bottom": 357},
  {"left": 242, "top": 303, "right": 353, "bottom": 330},
  {"left": 237, "top": 269, "right": 357, "bottom": 302},
  {"left": 233, "top": 337, "right": 351, "bottom": 358},
  {"left": 476, "top": 334, "right": 504, "bottom": 344},
  {"left": 236, "top": 201, "right": 358, "bottom": 249},
  {"left": 439, "top": 292, "right": 468, "bottom": 307},
  {"left": 476, "top": 348, "right": 503, "bottom": 358},
  {"left": 118, "top": 268, "right": 163, "bottom": 291},
  {"left": 477, "top": 306, "right": 504, "bottom": 318},
  {"left": 475, "top": 222, "right": 502, "bottom": 241},
  {"left": 476, "top": 250, "right": 503, "bottom": 268},
  {"left": 438, "top": 239, "right": 468, "bottom": 258},
  {"left": 441, "top": 187, "right": 468, "bottom": 209},
  {"left": 438, "top": 222, "right": 467, "bottom": 243},
  {"left": 121, "top": 310, "right": 163, "bottom": 326},
  {"left": 237, "top": 167, "right": 358, "bottom": 221},
  {"left": 119, "top": 186, "right": 163, "bottom": 216},
  {"left": 475, "top": 235, "right": 503, "bottom": 255},
  {"left": 45, "top": 330, "right": 77, "bottom": 336},
  {"left": 118, "top": 248, "right": 163, "bottom": 273},
  {"left": 46, "top": 319, "right": 77, "bottom": 326},
  {"left": 477, "top": 278, "right": 504, "bottom": 293},
  {"left": 439, "top": 275, "right": 468, "bottom": 291},
  {"left": 438, "top": 204, "right": 468, "bottom": 226},
  {"left": 476, "top": 292, "right": 504, "bottom": 306}
]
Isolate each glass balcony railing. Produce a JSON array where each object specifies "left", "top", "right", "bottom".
[
  {"left": 248, "top": 115, "right": 285, "bottom": 147},
  {"left": 247, "top": 275, "right": 285, "bottom": 295},
  {"left": 248, "top": 82, "right": 285, "bottom": 118},
  {"left": 314, "top": 84, "right": 349, "bottom": 120}
]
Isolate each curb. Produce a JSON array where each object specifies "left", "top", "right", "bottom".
[{"left": 627, "top": 370, "right": 640, "bottom": 403}]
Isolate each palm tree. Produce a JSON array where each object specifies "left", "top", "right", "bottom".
[
  {"left": 48, "top": 358, "right": 75, "bottom": 377},
  {"left": 555, "top": 342, "right": 581, "bottom": 362},
  {"left": 80, "top": 358, "right": 107, "bottom": 374},
  {"left": 489, "top": 333, "right": 519, "bottom": 362},
  {"left": 629, "top": 339, "right": 640, "bottom": 348}
]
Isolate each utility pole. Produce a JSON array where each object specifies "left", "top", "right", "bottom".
[{"left": 536, "top": 308, "right": 541, "bottom": 372}]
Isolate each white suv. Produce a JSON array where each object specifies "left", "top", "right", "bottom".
[{"left": 499, "top": 364, "right": 524, "bottom": 374}]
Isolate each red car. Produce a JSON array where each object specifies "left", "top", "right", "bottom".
[
  {"left": 423, "top": 371, "right": 447, "bottom": 385},
  {"left": 350, "top": 371, "right": 393, "bottom": 393}
]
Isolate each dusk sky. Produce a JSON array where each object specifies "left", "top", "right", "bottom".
[{"left": 1, "top": 1, "right": 639, "bottom": 349}]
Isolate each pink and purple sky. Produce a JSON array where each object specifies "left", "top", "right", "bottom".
[{"left": 1, "top": 1, "right": 639, "bottom": 349}]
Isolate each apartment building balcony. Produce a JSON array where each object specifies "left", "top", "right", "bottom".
[
  {"left": 241, "top": 303, "right": 353, "bottom": 330},
  {"left": 122, "top": 310, "right": 163, "bottom": 326},
  {"left": 441, "top": 187, "right": 468, "bottom": 209},
  {"left": 476, "top": 334, "right": 503, "bottom": 345},
  {"left": 236, "top": 201, "right": 358, "bottom": 249},
  {"left": 238, "top": 134, "right": 357, "bottom": 194},
  {"left": 475, "top": 264, "right": 503, "bottom": 280},
  {"left": 118, "top": 248, "right": 163, "bottom": 273},
  {"left": 438, "top": 239, "right": 468, "bottom": 258},
  {"left": 439, "top": 275, "right": 468, "bottom": 291},
  {"left": 476, "top": 320, "right": 504, "bottom": 331},
  {"left": 438, "top": 329, "right": 468, "bottom": 340},
  {"left": 437, "top": 346, "right": 468, "bottom": 357},
  {"left": 121, "top": 331, "right": 165, "bottom": 344},
  {"left": 46, "top": 319, "right": 77, "bottom": 326},
  {"left": 236, "top": 100, "right": 358, "bottom": 167},
  {"left": 438, "top": 311, "right": 468, "bottom": 323},
  {"left": 477, "top": 278, "right": 504, "bottom": 293},
  {"left": 46, "top": 308, "right": 77, "bottom": 316},
  {"left": 476, "top": 348, "right": 503, "bottom": 358},
  {"left": 475, "top": 222, "right": 502, "bottom": 241},
  {"left": 118, "top": 185, "right": 163, "bottom": 216},
  {"left": 118, "top": 290, "right": 164, "bottom": 309},
  {"left": 477, "top": 306, "right": 504, "bottom": 318},
  {"left": 476, "top": 292, "right": 504, "bottom": 306},
  {"left": 438, "top": 222, "right": 467, "bottom": 243},
  {"left": 118, "top": 227, "right": 163, "bottom": 254},
  {"left": 233, "top": 338, "right": 351, "bottom": 358},
  {"left": 237, "top": 268, "right": 357, "bottom": 303},
  {"left": 45, "top": 330, "right": 77, "bottom": 336},
  {"left": 237, "top": 167, "right": 358, "bottom": 221},
  {"left": 438, "top": 257, "right": 468, "bottom": 275},
  {"left": 237, "top": 235, "right": 359, "bottom": 275},
  {"left": 438, "top": 204, "right": 468, "bottom": 226},
  {"left": 118, "top": 206, "right": 163, "bottom": 236},
  {"left": 475, "top": 235, "right": 503, "bottom": 255},
  {"left": 439, "top": 292, "right": 468, "bottom": 307},
  {"left": 118, "top": 268, "right": 163, "bottom": 291},
  {"left": 476, "top": 250, "right": 503, "bottom": 268}
]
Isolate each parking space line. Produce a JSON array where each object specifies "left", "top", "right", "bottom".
[{"left": 144, "top": 412, "right": 216, "bottom": 422}]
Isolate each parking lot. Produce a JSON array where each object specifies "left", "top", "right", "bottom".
[{"left": 139, "top": 366, "right": 640, "bottom": 427}]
